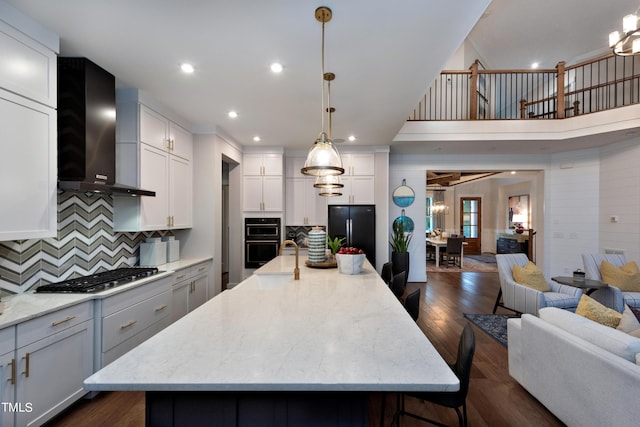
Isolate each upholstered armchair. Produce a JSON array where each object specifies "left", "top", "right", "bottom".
[
  {"left": 495, "top": 254, "right": 581, "bottom": 316},
  {"left": 581, "top": 253, "right": 640, "bottom": 312}
]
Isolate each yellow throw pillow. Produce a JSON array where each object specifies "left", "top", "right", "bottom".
[
  {"left": 600, "top": 261, "right": 640, "bottom": 292},
  {"left": 512, "top": 261, "right": 551, "bottom": 292},
  {"left": 576, "top": 294, "right": 622, "bottom": 328}
]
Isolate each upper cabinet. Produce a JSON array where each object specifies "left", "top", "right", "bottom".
[
  {"left": 114, "top": 93, "right": 193, "bottom": 231},
  {"left": 284, "top": 157, "right": 326, "bottom": 226},
  {"left": 0, "top": 12, "right": 58, "bottom": 241},
  {"left": 327, "top": 153, "right": 376, "bottom": 205},
  {"left": 243, "top": 153, "right": 283, "bottom": 212},
  {"left": 342, "top": 153, "right": 375, "bottom": 176}
]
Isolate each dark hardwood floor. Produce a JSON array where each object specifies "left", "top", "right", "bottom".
[{"left": 45, "top": 271, "right": 564, "bottom": 427}]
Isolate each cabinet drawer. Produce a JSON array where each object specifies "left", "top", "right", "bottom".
[
  {"left": 0, "top": 326, "right": 15, "bottom": 355},
  {"left": 191, "top": 262, "right": 210, "bottom": 277},
  {"left": 102, "top": 277, "right": 171, "bottom": 317},
  {"left": 17, "top": 301, "right": 93, "bottom": 348},
  {"left": 173, "top": 268, "right": 191, "bottom": 285},
  {"left": 102, "top": 290, "right": 171, "bottom": 352}
]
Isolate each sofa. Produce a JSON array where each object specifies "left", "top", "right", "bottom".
[{"left": 508, "top": 307, "right": 640, "bottom": 427}]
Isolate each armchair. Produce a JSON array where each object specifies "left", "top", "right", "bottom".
[
  {"left": 581, "top": 253, "right": 640, "bottom": 312},
  {"left": 494, "top": 254, "right": 581, "bottom": 316}
]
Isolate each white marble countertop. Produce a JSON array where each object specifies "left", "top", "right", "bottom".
[
  {"left": 84, "top": 255, "right": 459, "bottom": 393},
  {"left": 0, "top": 257, "right": 212, "bottom": 329}
]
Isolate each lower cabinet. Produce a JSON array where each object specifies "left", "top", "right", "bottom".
[
  {"left": 172, "top": 261, "right": 211, "bottom": 322},
  {"left": 96, "top": 276, "right": 172, "bottom": 368},
  {"left": 0, "top": 301, "right": 94, "bottom": 427}
]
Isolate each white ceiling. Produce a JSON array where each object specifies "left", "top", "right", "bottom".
[{"left": 7, "top": 0, "right": 639, "bottom": 154}]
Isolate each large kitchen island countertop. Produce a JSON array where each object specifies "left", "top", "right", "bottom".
[{"left": 84, "top": 255, "right": 459, "bottom": 393}]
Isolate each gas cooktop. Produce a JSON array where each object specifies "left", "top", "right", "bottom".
[{"left": 35, "top": 267, "right": 159, "bottom": 293}]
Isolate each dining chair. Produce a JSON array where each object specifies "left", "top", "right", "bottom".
[
  {"left": 442, "top": 237, "right": 463, "bottom": 267},
  {"left": 426, "top": 242, "right": 436, "bottom": 262},
  {"left": 381, "top": 262, "right": 394, "bottom": 287},
  {"left": 404, "top": 288, "right": 421, "bottom": 321},
  {"left": 391, "top": 271, "right": 407, "bottom": 301},
  {"left": 394, "top": 323, "right": 476, "bottom": 427}
]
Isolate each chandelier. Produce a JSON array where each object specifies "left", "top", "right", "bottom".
[
  {"left": 431, "top": 201, "right": 449, "bottom": 214},
  {"left": 300, "top": 6, "right": 345, "bottom": 177},
  {"left": 609, "top": 13, "right": 640, "bottom": 56}
]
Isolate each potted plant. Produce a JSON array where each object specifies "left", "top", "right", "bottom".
[
  {"left": 326, "top": 235, "right": 345, "bottom": 261},
  {"left": 390, "top": 220, "right": 412, "bottom": 282}
]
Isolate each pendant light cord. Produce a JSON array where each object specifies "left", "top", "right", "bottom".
[{"left": 321, "top": 19, "right": 326, "bottom": 135}]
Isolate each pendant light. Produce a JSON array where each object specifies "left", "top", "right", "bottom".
[
  {"left": 315, "top": 79, "right": 344, "bottom": 194},
  {"left": 301, "top": 6, "right": 345, "bottom": 177}
]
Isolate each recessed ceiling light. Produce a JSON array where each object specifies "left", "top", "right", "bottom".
[
  {"left": 348, "top": 135, "right": 356, "bottom": 142},
  {"left": 180, "top": 63, "right": 195, "bottom": 73},
  {"left": 253, "top": 136, "right": 261, "bottom": 142},
  {"left": 511, "top": 171, "right": 517, "bottom": 175},
  {"left": 531, "top": 62, "right": 539, "bottom": 69},
  {"left": 270, "top": 62, "right": 284, "bottom": 73},
  {"left": 228, "top": 111, "right": 238, "bottom": 118}
]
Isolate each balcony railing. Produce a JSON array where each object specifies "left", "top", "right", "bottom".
[{"left": 409, "top": 54, "right": 640, "bottom": 121}]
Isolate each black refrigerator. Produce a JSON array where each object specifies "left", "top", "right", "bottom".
[{"left": 328, "top": 205, "right": 376, "bottom": 267}]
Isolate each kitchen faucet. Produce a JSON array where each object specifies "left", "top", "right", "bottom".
[{"left": 278, "top": 240, "right": 300, "bottom": 280}]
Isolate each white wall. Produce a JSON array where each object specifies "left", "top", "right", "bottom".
[
  {"left": 176, "top": 131, "right": 242, "bottom": 297},
  {"left": 545, "top": 149, "right": 600, "bottom": 276},
  {"left": 600, "top": 139, "right": 640, "bottom": 261}
]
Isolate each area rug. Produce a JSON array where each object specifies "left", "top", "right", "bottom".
[
  {"left": 465, "top": 253, "right": 497, "bottom": 264},
  {"left": 463, "top": 313, "right": 518, "bottom": 347},
  {"left": 427, "top": 258, "right": 497, "bottom": 273}
]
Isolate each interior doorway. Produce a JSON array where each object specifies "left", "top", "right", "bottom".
[
  {"left": 460, "top": 197, "right": 481, "bottom": 255},
  {"left": 221, "top": 160, "right": 230, "bottom": 291}
]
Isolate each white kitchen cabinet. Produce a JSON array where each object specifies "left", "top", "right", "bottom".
[
  {"left": 243, "top": 175, "right": 283, "bottom": 212},
  {"left": 285, "top": 178, "right": 326, "bottom": 226},
  {"left": 171, "top": 261, "right": 211, "bottom": 322},
  {"left": 0, "top": 20, "right": 57, "bottom": 108},
  {"left": 0, "top": 327, "right": 15, "bottom": 427},
  {"left": 96, "top": 276, "right": 172, "bottom": 368},
  {"left": 244, "top": 153, "right": 282, "bottom": 176},
  {"left": 342, "top": 153, "right": 375, "bottom": 176},
  {"left": 0, "top": 17, "right": 57, "bottom": 241},
  {"left": 327, "top": 176, "right": 375, "bottom": 205},
  {"left": 243, "top": 153, "right": 284, "bottom": 212},
  {"left": 8, "top": 301, "right": 94, "bottom": 427},
  {"left": 114, "top": 98, "right": 193, "bottom": 231}
]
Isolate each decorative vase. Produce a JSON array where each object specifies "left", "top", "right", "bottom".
[
  {"left": 391, "top": 251, "right": 410, "bottom": 284},
  {"left": 307, "top": 227, "right": 326, "bottom": 263}
]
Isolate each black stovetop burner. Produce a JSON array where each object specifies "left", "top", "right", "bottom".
[{"left": 35, "top": 267, "right": 159, "bottom": 293}]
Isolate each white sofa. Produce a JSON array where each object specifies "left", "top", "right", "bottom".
[{"left": 508, "top": 307, "right": 640, "bottom": 427}]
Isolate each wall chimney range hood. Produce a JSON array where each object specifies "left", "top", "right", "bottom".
[{"left": 57, "top": 58, "right": 155, "bottom": 197}]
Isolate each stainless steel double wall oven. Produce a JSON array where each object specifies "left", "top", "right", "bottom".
[{"left": 244, "top": 218, "right": 281, "bottom": 268}]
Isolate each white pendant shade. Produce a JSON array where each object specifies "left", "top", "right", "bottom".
[{"left": 301, "top": 132, "right": 344, "bottom": 176}]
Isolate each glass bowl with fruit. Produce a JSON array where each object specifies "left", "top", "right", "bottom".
[{"left": 335, "top": 246, "right": 366, "bottom": 274}]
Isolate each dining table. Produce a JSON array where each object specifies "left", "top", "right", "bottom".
[{"left": 426, "top": 237, "right": 466, "bottom": 267}]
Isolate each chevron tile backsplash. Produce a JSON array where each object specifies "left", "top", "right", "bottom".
[{"left": 0, "top": 192, "right": 168, "bottom": 294}]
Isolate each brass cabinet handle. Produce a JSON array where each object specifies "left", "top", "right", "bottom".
[
  {"left": 176, "top": 274, "right": 187, "bottom": 280},
  {"left": 120, "top": 320, "right": 137, "bottom": 329},
  {"left": 8, "top": 359, "right": 15, "bottom": 385},
  {"left": 52, "top": 316, "right": 76, "bottom": 327},
  {"left": 22, "top": 353, "right": 30, "bottom": 378},
  {"left": 154, "top": 304, "right": 168, "bottom": 312},
  {"left": 197, "top": 267, "right": 206, "bottom": 272}
]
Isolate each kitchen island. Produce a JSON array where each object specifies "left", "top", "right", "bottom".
[{"left": 84, "top": 255, "right": 458, "bottom": 426}]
